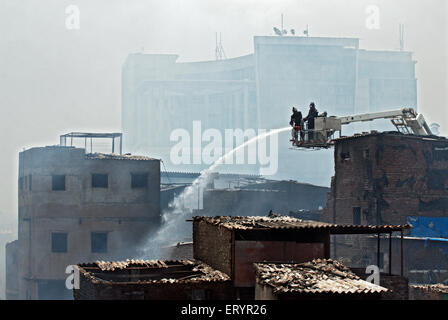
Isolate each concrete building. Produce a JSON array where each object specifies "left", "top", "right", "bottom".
[
  {"left": 122, "top": 36, "right": 417, "bottom": 185},
  {"left": 0, "top": 214, "right": 17, "bottom": 300},
  {"left": 322, "top": 132, "right": 448, "bottom": 282},
  {"left": 6, "top": 138, "right": 160, "bottom": 300},
  {"left": 201, "top": 180, "right": 328, "bottom": 217},
  {"left": 161, "top": 171, "right": 329, "bottom": 214},
  {"left": 74, "top": 259, "right": 232, "bottom": 300}
]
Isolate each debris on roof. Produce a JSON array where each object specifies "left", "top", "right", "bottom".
[
  {"left": 410, "top": 283, "right": 448, "bottom": 294},
  {"left": 77, "top": 259, "right": 230, "bottom": 285},
  {"left": 193, "top": 216, "right": 411, "bottom": 234},
  {"left": 85, "top": 153, "right": 157, "bottom": 161},
  {"left": 254, "top": 259, "right": 388, "bottom": 295},
  {"left": 195, "top": 215, "right": 332, "bottom": 230}
]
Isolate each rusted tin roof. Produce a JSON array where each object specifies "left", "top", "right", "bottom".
[
  {"left": 193, "top": 216, "right": 411, "bottom": 234},
  {"left": 85, "top": 153, "right": 157, "bottom": 161},
  {"left": 254, "top": 259, "right": 388, "bottom": 295},
  {"left": 77, "top": 259, "right": 230, "bottom": 285}
]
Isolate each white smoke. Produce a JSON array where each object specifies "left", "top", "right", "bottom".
[{"left": 139, "top": 126, "right": 290, "bottom": 259}]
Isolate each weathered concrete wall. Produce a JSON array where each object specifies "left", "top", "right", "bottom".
[
  {"left": 5, "top": 240, "right": 18, "bottom": 300},
  {"left": 202, "top": 180, "right": 329, "bottom": 217},
  {"left": 254, "top": 282, "right": 276, "bottom": 300},
  {"left": 15, "top": 146, "right": 161, "bottom": 299}
]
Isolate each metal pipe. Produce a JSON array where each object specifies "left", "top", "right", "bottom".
[
  {"left": 389, "top": 232, "right": 392, "bottom": 275},
  {"left": 401, "top": 230, "right": 404, "bottom": 276},
  {"left": 377, "top": 233, "right": 381, "bottom": 269}
]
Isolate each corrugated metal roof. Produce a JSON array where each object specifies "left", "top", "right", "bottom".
[
  {"left": 254, "top": 259, "right": 388, "bottom": 295},
  {"left": 194, "top": 216, "right": 411, "bottom": 234},
  {"left": 77, "top": 259, "right": 230, "bottom": 285},
  {"left": 85, "top": 153, "right": 158, "bottom": 161}
]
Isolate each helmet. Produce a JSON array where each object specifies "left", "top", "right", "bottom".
[{"left": 292, "top": 107, "right": 297, "bottom": 112}]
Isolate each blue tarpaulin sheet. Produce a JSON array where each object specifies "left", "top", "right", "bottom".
[{"left": 407, "top": 216, "right": 448, "bottom": 238}]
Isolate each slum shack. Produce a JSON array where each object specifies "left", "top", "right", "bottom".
[
  {"left": 254, "top": 259, "right": 388, "bottom": 300},
  {"left": 193, "top": 216, "right": 333, "bottom": 291},
  {"left": 74, "top": 259, "right": 232, "bottom": 300}
]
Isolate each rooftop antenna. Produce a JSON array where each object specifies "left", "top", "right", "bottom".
[
  {"left": 273, "top": 13, "right": 289, "bottom": 36},
  {"left": 281, "top": 13, "right": 284, "bottom": 33},
  {"left": 215, "top": 32, "right": 227, "bottom": 60},
  {"left": 399, "top": 24, "right": 405, "bottom": 51},
  {"left": 304, "top": 24, "right": 309, "bottom": 37}
]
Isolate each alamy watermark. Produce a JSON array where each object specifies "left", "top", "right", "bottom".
[
  {"left": 365, "top": 5, "right": 380, "bottom": 30},
  {"left": 366, "top": 265, "right": 380, "bottom": 285},
  {"left": 170, "top": 121, "right": 279, "bottom": 176},
  {"left": 65, "top": 5, "right": 80, "bottom": 30},
  {"left": 65, "top": 265, "right": 80, "bottom": 290}
]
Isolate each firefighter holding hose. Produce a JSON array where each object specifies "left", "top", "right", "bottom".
[{"left": 289, "top": 107, "right": 303, "bottom": 146}]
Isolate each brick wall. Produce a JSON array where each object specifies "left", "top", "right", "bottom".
[
  {"left": 323, "top": 133, "right": 448, "bottom": 276},
  {"left": 193, "top": 220, "right": 233, "bottom": 276},
  {"left": 380, "top": 275, "right": 409, "bottom": 300},
  {"left": 350, "top": 268, "right": 409, "bottom": 300},
  {"left": 74, "top": 276, "right": 233, "bottom": 300},
  {"left": 409, "top": 285, "right": 448, "bottom": 300},
  {"left": 323, "top": 133, "right": 448, "bottom": 225}
]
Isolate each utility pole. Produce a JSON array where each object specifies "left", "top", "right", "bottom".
[{"left": 399, "top": 24, "right": 405, "bottom": 51}]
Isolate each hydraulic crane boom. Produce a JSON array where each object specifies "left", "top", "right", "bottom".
[{"left": 336, "top": 108, "right": 433, "bottom": 136}]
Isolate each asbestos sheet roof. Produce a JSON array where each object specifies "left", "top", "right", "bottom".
[
  {"left": 194, "top": 216, "right": 411, "bottom": 234},
  {"left": 85, "top": 153, "right": 157, "bottom": 161},
  {"left": 254, "top": 259, "right": 388, "bottom": 295},
  {"left": 195, "top": 215, "right": 331, "bottom": 230},
  {"left": 411, "top": 284, "right": 448, "bottom": 294},
  {"left": 77, "top": 259, "right": 230, "bottom": 285}
]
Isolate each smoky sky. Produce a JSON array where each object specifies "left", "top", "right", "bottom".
[{"left": 0, "top": 0, "right": 447, "bottom": 221}]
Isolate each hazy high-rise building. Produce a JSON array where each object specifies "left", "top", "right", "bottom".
[{"left": 122, "top": 36, "right": 417, "bottom": 186}]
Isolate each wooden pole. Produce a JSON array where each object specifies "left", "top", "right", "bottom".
[{"left": 377, "top": 233, "right": 381, "bottom": 269}]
